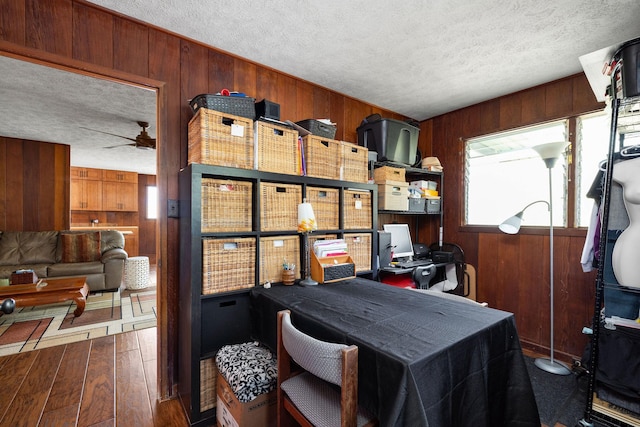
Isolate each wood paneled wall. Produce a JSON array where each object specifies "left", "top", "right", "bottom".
[
  {"left": 0, "top": 136, "right": 70, "bottom": 231},
  {"left": 424, "top": 73, "right": 603, "bottom": 360},
  {"left": 0, "top": 0, "right": 415, "bottom": 398}
]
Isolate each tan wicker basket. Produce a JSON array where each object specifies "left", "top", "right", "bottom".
[
  {"left": 305, "top": 187, "right": 339, "bottom": 230},
  {"left": 340, "top": 142, "right": 369, "bottom": 183},
  {"left": 188, "top": 108, "right": 254, "bottom": 169},
  {"left": 343, "top": 189, "right": 372, "bottom": 229},
  {"left": 344, "top": 233, "right": 372, "bottom": 272},
  {"left": 200, "top": 357, "right": 218, "bottom": 411},
  {"left": 202, "top": 237, "right": 256, "bottom": 294},
  {"left": 259, "top": 235, "right": 300, "bottom": 284},
  {"left": 256, "top": 120, "right": 299, "bottom": 175},
  {"left": 302, "top": 135, "right": 341, "bottom": 180},
  {"left": 201, "top": 178, "right": 252, "bottom": 232},
  {"left": 260, "top": 183, "right": 302, "bottom": 231},
  {"left": 373, "top": 165, "right": 406, "bottom": 183}
]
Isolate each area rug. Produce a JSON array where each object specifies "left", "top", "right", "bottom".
[
  {"left": 0, "top": 285, "right": 156, "bottom": 356},
  {"left": 525, "top": 355, "right": 589, "bottom": 427}
]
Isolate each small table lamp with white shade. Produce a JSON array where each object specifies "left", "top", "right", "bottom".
[{"left": 297, "top": 200, "right": 318, "bottom": 286}]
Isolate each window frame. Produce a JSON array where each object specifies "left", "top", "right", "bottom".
[{"left": 458, "top": 114, "right": 602, "bottom": 237}]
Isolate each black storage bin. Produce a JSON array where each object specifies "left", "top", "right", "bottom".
[
  {"left": 357, "top": 115, "right": 419, "bottom": 166},
  {"left": 255, "top": 99, "right": 280, "bottom": 120},
  {"left": 613, "top": 37, "right": 640, "bottom": 99},
  {"left": 189, "top": 94, "right": 256, "bottom": 120},
  {"left": 295, "top": 119, "right": 336, "bottom": 139}
]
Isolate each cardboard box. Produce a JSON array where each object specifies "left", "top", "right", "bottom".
[
  {"left": 216, "top": 372, "right": 276, "bottom": 427},
  {"left": 378, "top": 182, "right": 408, "bottom": 211}
]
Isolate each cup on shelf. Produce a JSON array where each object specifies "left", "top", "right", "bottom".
[{"left": 282, "top": 269, "right": 295, "bottom": 286}]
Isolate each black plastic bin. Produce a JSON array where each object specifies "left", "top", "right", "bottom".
[
  {"left": 613, "top": 37, "right": 640, "bottom": 99},
  {"left": 357, "top": 115, "right": 419, "bottom": 166}
]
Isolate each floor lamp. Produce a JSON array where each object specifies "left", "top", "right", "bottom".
[{"left": 499, "top": 141, "right": 571, "bottom": 376}]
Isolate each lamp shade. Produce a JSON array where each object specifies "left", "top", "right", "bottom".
[
  {"left": 532, "top": 141, "right": 568, "bottom": 168},
  {"left": 498, "top": 212, "right": 524, "bottom": 234},
  {"left": 297, "top": 201, "right": 317, "bottom": 233}
]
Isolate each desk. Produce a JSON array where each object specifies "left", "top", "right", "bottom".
[{"left": 250, "top": 278, "right": 539, "bottom": 427}]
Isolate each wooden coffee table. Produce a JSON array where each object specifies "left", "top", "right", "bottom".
[{"left": 0, "top": 277, "right": 89, "bottom": 317}]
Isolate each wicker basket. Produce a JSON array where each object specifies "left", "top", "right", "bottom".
[
  {"left": 188, "top": 108, "right": 254, "bottom": 169},
  {"left": 373, "top": 165, "right": 406, "bottom": 183},
  {"left": 256, "top": 120, "right": 299, "bottom": 175},
  {"left": 260, "top": 183, "right": 302, "bottom": 231},
  {"left": 340, "top": 142, "right": 369, "bottom": 183},
  {"left": 305, "top": 187, "right": 339, "bottom": 230},
  {"left": 259, "top": 235, "right": 300, "bottom": 284},
  {"left": 201, "top": 179, "right": 252, "bottom": 232},
  {"left": 343, "top": 189, "right": 372, "bottom": 229},
  {"left": 344, "top": 233, "right": 372, "bottom": 272},
  {"left": 190, "top": 94, "right": 256, "bottom": 120},
  {"left": 302, "top": 135, "right": 341, "bottom": 180},
  {"left": 202, "top": 237, "right": 256, "bottom": 294},
  {"left": 200, "top": 357, "right": 218, "bottom": 412}
]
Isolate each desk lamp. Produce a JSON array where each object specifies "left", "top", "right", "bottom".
[
  {"left": 298, "top": 200, "right": 318, "bottom": 286},
  {"left": 499, "top": 141, "right": 571, "bottom": 376}
]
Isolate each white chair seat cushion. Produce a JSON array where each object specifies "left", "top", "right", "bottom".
[{"left": 281, "top": 372, "right": 374, "bottom": 427}]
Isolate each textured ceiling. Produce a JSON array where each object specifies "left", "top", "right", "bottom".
[
  {"left": 87, "top": 0, "right": 640, "bottom": 120},
  {"left": 1, "top": 1, "right": 639, "bottom": 175},
  {"left": 0, "top": 56, "right": 157, "bottom": 175}
]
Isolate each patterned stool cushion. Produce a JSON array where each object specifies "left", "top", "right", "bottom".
[{"left": 215, "top": 341, "right": 278, "bottom": 403}]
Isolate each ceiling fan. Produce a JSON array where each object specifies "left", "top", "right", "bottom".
[{"left": 82, "top": 121, "right": 156, "bottom": 149}]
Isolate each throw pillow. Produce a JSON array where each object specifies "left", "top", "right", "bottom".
[{"left": 61, "top": 232, "right": 102, "bottom": 263}]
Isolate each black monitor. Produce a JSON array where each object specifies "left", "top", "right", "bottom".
[{"left": 382, "top": 223, "right": 414, "bottom": 261}]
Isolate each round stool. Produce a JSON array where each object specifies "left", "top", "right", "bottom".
[{"left": 124, "top": 256, "right": 150, "bottom": 290}]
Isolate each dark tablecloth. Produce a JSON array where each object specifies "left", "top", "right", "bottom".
[{"left": 250, "top": 278, "right": 540, "bottom": 427}]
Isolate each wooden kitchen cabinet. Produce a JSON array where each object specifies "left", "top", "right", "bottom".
[
  {"left": 102, "top": 169, "right": 138, "bottom": 183},
  {"left": 102, "top": 181, "right": 138, "bottom": 212},
  {"left": 70, "top": 178, "right": 103, "bottom": 210},
  {"left": 71, "top": 167, "right": 138, "bottom": 212},
  {"left": 71, "top": 167, "right": 103, "bottom": 180}
]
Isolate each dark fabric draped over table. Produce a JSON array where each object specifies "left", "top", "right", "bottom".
[{"left": 250, "top": 278, "right": 540, "bottom": 427}]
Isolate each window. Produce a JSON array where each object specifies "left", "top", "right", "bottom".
[
  {"left": 147, "top": 186, "right": 158, "bottom": 219},
  {"left": 576, "top": 112, "right": 610, "bottom": 227},
  {"left": 465, "top": 121, "right": 568, "bottom": 227}
]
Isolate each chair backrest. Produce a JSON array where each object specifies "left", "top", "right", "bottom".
[
  {"left": 280, "top": 310, "right": 347, "bottom": 386},
  {"left": 277, "top": 309, "right": 366, "bottom": 427},
  {"left": 412, "top": 264, "right": 437, "bottom": 289}
]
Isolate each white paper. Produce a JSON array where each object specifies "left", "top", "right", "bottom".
[{"left": 231, "top": 123, "right": 244, "bottom": 137}]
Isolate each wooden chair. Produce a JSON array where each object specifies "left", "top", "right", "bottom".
[{"left": 276, "top": 310, "right": 377, "bottom": 427}]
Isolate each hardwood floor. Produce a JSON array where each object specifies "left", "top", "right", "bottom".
[{"left": 0, "top": 327, "right": 187, "bottom": 427}]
